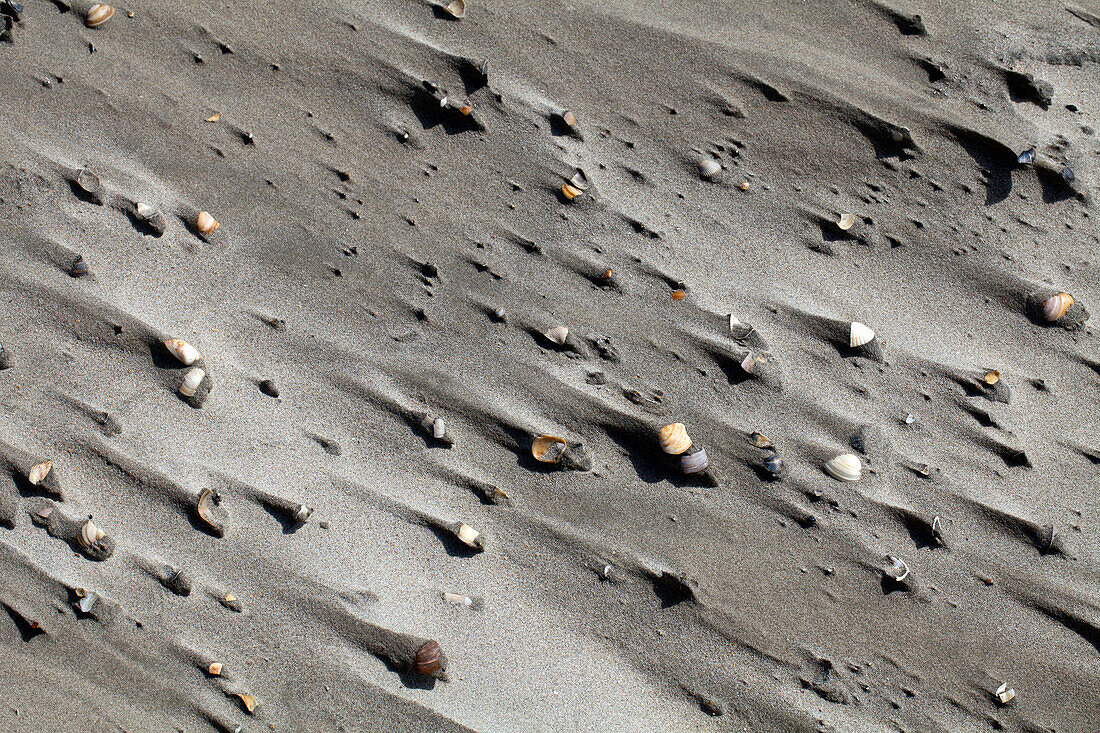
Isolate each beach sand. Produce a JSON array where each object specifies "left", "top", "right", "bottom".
[{"left": 0, "top": 0, "right": 1098, "bottom": 730}]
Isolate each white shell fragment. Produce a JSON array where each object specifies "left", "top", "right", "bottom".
[
  {"left": 698, "top": 158, "right": 721, "bottom": 179},
  {"left": 292, "top": 505, "right": 313, "bottom": 523},
  {"left": 78, "top": 592, "right": 99, "bottom": 613},
  {"left": 884, "top": 555, "right": 909, "bottom": 581},
  {"left": 443, "top": 592, "right": 473, "bottom": 606},
  {"left": 545, "top": 326, "right": 569, "bottom": 345},
  {"left": 164, "top": 339, "right": 201, "bottom": 365},
  {"left": 995, "top": 682, "right": 1015, "bottom": 705},
  {"left": 824, "top": 453, "right": 862, "bottom": 482},
  {"left": 849, "top": 322, "right": 875, "bottom": 348},
  {"left": 79, "top": 519, "right": 104, "bottom": 548},
  {"left": 28, "top": 460, "right": 53, "bottom": 485},
  {"left": 837, "top": 213, "right": 856, "bottom": 230},
  {"left": 456, "top": 523, "right": 480, "bottom": 547},
  {"left": 179, "top": 367, "right": 206, "bottom": 397},
  {"left": 432, "top": 418, "right": 446, "bottom": 439}
]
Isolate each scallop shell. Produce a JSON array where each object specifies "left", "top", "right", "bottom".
[
  {"left": 657, "top": 423, "right": 691, "bottom": 455},
  {"left": 849, "top": 322, "right": 875, "bottom": 348},
  {"left": 85, "top": 4, "right": 114, "bottom": 27},
  {"left": 208, "top": 662, "right": 223, "bottom": 676},
  {"left": 456, "top": 523, "right": 480, "bottom": 547},
  {"left": 531, "top": 435, "right": 567, "bottom": 463},
  {"left": 196, "top": 210, "right": 220, "bottom": 235},
  {"left": 544, "top": 326, "right": 569, "bottom": 345},
  {"left": 837, "top": 213, "right": 856, "bottom": 230},
  {"left": 561, "top": 182, "right": 583, "bottom": 200},
  {"left": 444, "top": 0, "right": 466, "bottom": 17},
  {"left": 698, "top": 159, "right": 721, "bottom": 178},
  {"left": 680, "top": 449, "right": 709, "bottom": 474},
  {"left": 884, "top": 555, "right": 909, "bottom": 581},
  {"left": 179, "top": 367, "right": 205, "bottom": 397},
  {"left": 164, "top": 338, "right": 201, "bottom": 365},
  {"left": 78, "top": 519, "right": 104, "bottom": 548},
  {"left": 414, "top": 640, "right": 443, "bottom": 675},
  {"left": 1041, "top": 292, "right": 1073, "bottom": 322},
  {"left": 824, "top": 453, "right": 862, "bottom": 482},
  {"left": 28, "top": 460, "right": 52, "bottom": 485}
]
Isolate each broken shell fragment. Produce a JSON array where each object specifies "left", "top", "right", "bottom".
[
  {"left": 292, "top": 504, "right": 313, "bottom": 523},
  {"left": 657, "top": 423, "right": 692, "bottom": 455},
  {"left": 680, "top": 448, "right": 709, "bottom": 474},
  {"left": 670, "top": 289, "right": 687, "bottom": 301},
  {"left": 824, "top": 453, "right": 862, "bottom": 482},
  {"left": 196, "top": 210, "right": 220, "bottom": 235},
  {"left": 560, "top": 110, "right": 576, "bottom": 127},
  {"left": 455, "top": 523, "right": 481, "bottom": 548},
  {"left": 568, "top": 169, "right": 589, "bottom": 190},
  {"left": 1017, "top": 148, "right": 1035, "bottom": 165},
  {"left": 837, "top": 213, "right": 856, "bottom": 230},
  {"left": 196, "top": 488, "right": 227, "bottom": 537},
  {"left": 179, "top": 367, "right": 205, "bottom": 397},
  {"left": 28, "top": 460, "right": 53, "bottom": 485},
  {"left": 443, "top": 0, "right": 465, "bottom": 17},
  {"left": 544, "top": 325, "right": 569, "bottom": 345},
  {"left": 208, "top": 662, "right": 223, "bottom": 676},
  {"left": 85, "top": 3, "right": 114, "bottom": 26},
  {"left": 849, "top": 322, "right": 875, "bottom": 348},
  {"left": 698, "top": 158, "right": 721, "bottom": 179},
  {"left": 1041, "top": 292, "right": 1073, "bottom": 322},
  {"left": 884, "top": 555, "right": 910, "bottom": 581},
  {"left": 76, "top": 168, "right": 100, "bottom": 194},
  {"left": 443, "top": 591, "right": 473, "bottom": 606},
  {"left": 78, "top": 519, "right": 105, "bottom": 548},
  {"left": 77, "top": 591, "right": 99, "bottom": 614},
  {"left": 532, "top": 434, "right": 568, "bottom": 463},
  {"left": 982, "top": 370, "right": 1001, "bottom": 386},
  {"left": 236, "top": 693, "right": 256, "bottom": 714},
  {"left": 1062, "top": 167, "right": 1075, "bottom": 184},
  {"left": 762, "top": 453, "right": 785, "bottom": 479},
  {"left": 995, "top": 682, "right": 1015, "bottom": 705},
  {"left": 70, "top": 255, "right": 88, "bottom": 277},
  {"left": 414, "top": 640, "right": 443, "bottom": 676},
  {"left": 164, "top": 338, "right": 201, "bottom": 365},
  {"left": 432, "top": 418, "right": 446, "bottom": 439},
  {"left": 740, "top": 351, "right": 766, "bottom": 373},
  {"left": 561, "top": 182, "right": 583, "bottom": 200}
]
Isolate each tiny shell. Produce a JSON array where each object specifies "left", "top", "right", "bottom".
[
  {"left": 995, "top": 682, "right": 1014, "bottom": 705},
  {"left": 76, "top": 169, "right": 100, "bottom": 193},
  {"left": 748, "top": 432, "right": 773, "bottom": 449},
  {"left": 837, "top": 213, "right": 856, "bottom": 230},
  {"left": 884, "top": 555, "right": 909, "bottom": 581},
  {"left": 164, "top": 338, "right": 201, "bottom": 365},
  {"left": 824, "top": 453, "right": 862, "bottom": 482},
  {"left": 135, "top": 202, "right": 158, "bottom": 220},
  {"left": 532, "top": 435, "right": 567, "bottom": 463},
  {"left": 561, "top": 110, "right": 576, "bottom": 126},
  {"left": 443, "top": 0, "right": 466, "bottom": 18},
  {"left": 763, "top": 454, "right": 785, "bottom": 478},
  {"left": 1017, "top": 148, "right": 1035, "bottom": 165},
  {"left": 28, "top": 460, "right": 52, "bottom": 485},
  {"left": 658, "top": 423, "right": 692, "bottom": 455},
  {"left": 544, "top": 326, "right": 569, "bottom": 345},
  {"left": 292, "top": 504, "right": 313, "bottom": 523},
  {"left": 739, "top": 181, "right": 750, "bottom": 191},
  {"left": 179, "top": 367, "right": 205, "bottom": 397},
  {"left": 414, "top": 640, "right": 442, "bottom": 675},
  {"left": 70, "top": 255, "right": 88, "bottom": 277},
  {"left": 681, "top": 449, "right": 709, "bottom": 474},
  {"left": 85, "top": 3, "right": 114, "bottom": 26},
  {"left": 1041, "top": 292, "right": 1073, "bottom": 322},
  {"left": 698, "top": 159, "right": 721, "bottom": 178},
  {"left": 78, "top": 519, "right": 104, "bottom": 548},
  {"left": 569, "top": 169, "right": 589, "bottom": 190},
  {"left": 456, "top": 523, "right": 480, "bottom": 547},
  {"left": 196, "top": 488, "right": 225, "bottom": 534},
  {"left": 78, "top": 592, "right": 98, "bottom": 613},
  {"left": 982, "top": 370, "right": 1000, "bottom": 386},
  {"left": 237, "top": 693, "right": 256, "bottom": 714},
  {"left": 1062, "top": 167, "right": 1075, "bottom": 184},
  {"left": 443, "top": 591, "right": 473, "bottom": 606},
  {"left": 196, "top": 211, "right": 220, "bottom": 235},
  {"left": 671, "top": 289, "right": 687, "bottom": 301},
  {"left": 561, "top": 182, "right": 583, "bottom": 200},
  {"left": 849, "top": 321, "right": 875, "bottom": 348},
  {"left": 432, "top": 418, "right": 446, "bottom": 439},
  {"left": 208, "top": 662, "right": 223, "bottom": 676}
]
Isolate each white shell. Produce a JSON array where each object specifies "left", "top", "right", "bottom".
[
  {"left": 824, "top": 453, "right": 862, "bottom": 482},
  {"left": 698, "top": 159, "right": 721, "bottom": 178},
  {"left": 995, "top": 683, "right": 1014, "bottom": 704},
  {"left": 164, "top": 339, "right": 201, "bottom": 365},
  {"left": 456, "top": 523, "right": 480, "bottom": 547},
  {"left": 196, "top": 211, "right": 220, "bottom": 235},
  {"left": 884, "top": 555, "right": 909, "bottom": 581},
  {"left": 179, "top": 367, "right": 205, "bottom": 397},
  {"left": 837, "top": 213, "right": 856, "bottom": 230},
  {"left": 432, "top": 418, "right": 446, "bottom": 439},
  {"left": 78, "top": 592, "right": 99, "bottom": 613},
  {"left": 545, "top": 326, "right": 569, "bottom": 345},
  {"left": 136, "top": 202, "right": 157, "bottom": 219},
  {"left": 79, "top": 519, "right": 104, "bottom": 548},
  {"left": 293, "top": 505, "right": 313, "bottom": 523},
  {"left": 849, "top": 322, "right": 875, "bottom": 348},
  {"left": 28, "top": 460, "right": 53, "bottom": 485},
  {"left": 443, "top": 592, "right": 473, "bottom": 606}
]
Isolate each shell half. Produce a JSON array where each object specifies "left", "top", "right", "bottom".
[
  {"left": 658, "top": 423, "right": 692, "bottom": 455},
  {"left": 28, "top": 460, "right": 53, "bottom": 485},
  {"left": 1041, "top": 292, "right": 1073, "bottom": 322},
  {"left": 681, "top": 449, "right": 709, "bottom": 474},
  {"left": 824, "top": 453, "right": 862, "bottom": 482},
  {"left": 849, "top": 322, "right": 875, "bottom": 348},
  {"left": 179, "top": 367, "right": 205, "bottom": 397},
  {"left": 456, "top": 523, "right": 480, "bottom": 547},
  {"left": 837, "top": 213, "right": 856, "bottom": 230},
  {"left": 544, "top": 326, "right": 569, "bottom": 345},
  {"left": 444, "top": 0, "right": 466, "bottom": 17},
  {"left": 196, "top": 211, "right": 220, "bottom": 235},
  {"left": 164, "top": 338, "right": 201, "bottom": 365},
  {"left": 532, "top": 435, "right": 567, "bottom": 463},
  {"left": 561, "top": 182, "right": 583, "bottom": 200},
  {"left": 85, "top": 4, "right": 114, "bottom": 27},
  {"left": 698, "top": 159, "right": 721, "bottom": 178}
]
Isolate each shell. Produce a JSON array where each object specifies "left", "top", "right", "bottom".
[
  {"left": 292, "top": 504, "right": 313, "bottom": 523},
  {"left": 456, "top": 523, "right": 480, "bottom": 547},
  {"left": 824, "top": 453, "right": 862, "bottom": 482},
  {"left": 739, "top": 181, "right": 750, "bottom": 191},
  {"left": 884, "top": 555, "right": 909, "bottom": 581},
  {"left": 208, "top": 662, "right": 223, "bottom": 676},
  {"left": 698, "top": 159, "right": 721, "bottom": 178},
  {"left": 1062, "top": 167, "right": 1075, "bottom": 184},
  {"left": 70, "top": 255, "right": 88, "bottom": 277},
  {"left": 1041, "top": 292, "right": 1073, "bottom": 322},
  {"left": 414, "top": 640, "right": 443, "bottom": 675},
  {"left": 78, "top": 592, "right": 98, "bottom": 613},
  {"left": 763, "top": 454, "right": 785, "bottom": 478},
  {"left": 1017, "top": 148, "right": 1035, "bottom": 165},
  {"left": 85, "top": 4, "right": 114, "bottom": 26},
  {"left": 432, "top": 418, "right": 446, "bottom": 439},
  {"left": 569, "top": 169, "right": 589, "bottom": 191},
  {"left": 740, "top": 351, "right": 765, "bottom": 373},
  {"left": 982, "top": 370, "right": 1001, "bottom": 386},
  {"left": 849, "top": 322, "right": 875, "bottom": 348},
  {"left": 443, "top": 591, "right": 473, "bottom": 606},
  {"left": 135, "top": 202, "right": 158, "bottom": 220},
  {"left": 670, "top": 289, "right": 687, "bottom": 301},
  {"left": 680, "top": 449, "right": 709, "bottom": 474},
  {"left": 658, "top": 423, "right": 692, "bottom": 455},
  {"left": 164, "top": 338, "right": 201, "bottom": 365},
  {"left": 837, "top": 213, "right": 856, "bottom": 230},
  {"left": 561, "top": 182, "right": 583, "bottom": 200},
  {"left": 532, "top": 435, "right": 567, "bottom": 463},
  {"left": 179, "top": 367, "right": 205, "bottom": 397},
  {"left": 76, "top": 169, "right": 100, "bottom": 193},
  {"left": 196, "top": 488, "right": 225, "bottom": 534},
  {"left": 444, "top": 0, "right": 466, "bottom": 17},
  {"left": 78, "top": 519, "right": 104, "bottom": 548},
  {"left": 995, "top": 683, "right": 1014, "bottom": 705},
  {"left": 196, "top": 211, "right": 220, "bottom": 235},
  {"left": 748, "top": 432, "right": 773, "bottom": 449},
  {"left": 28, "top": 460, "right": 52, "bottom": 485},
  {"left": 237, "top": 693, "right": 256, "bottom": 714},
  {"left": 561, "top": 110, "right": 576, "bottom": 126},
  {"left": 544, "top": 326, "right": 569, "bottom": 345}
]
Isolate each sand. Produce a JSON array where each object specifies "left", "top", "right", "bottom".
[{"left": 0, "top": 0, "right": 1098, "bottom": 730}]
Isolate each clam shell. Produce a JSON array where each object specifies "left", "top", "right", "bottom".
[
  {"left": 982, "top": 370, "right": 1000, "bottom": 386},
  {"left": 995, "top": 683, "right": 1014, "bottom": 705},
  {"left": 1017, "top": 148, "right": 1035, "bottom": 165},
  {"left": 414, "top": 640, "right": 443, "bottom": 675},
  {"left": 824, "top": 453, "right": 862, "bottom": 482},
  {"left": 1041, "top": 292, "right": 1073, "bottom": 322},
  {"left": 837, "top": 213, "right": 856, "bottom": 230},
  {"left": 179, "top": 367, "right": 205, "bottom": 397},
  {"left": 444, "top": 0, "right": 466, "bottom": 17},
  {"left": 763, "top": 454, "right": 785, "bottom": 477},
  {"left": 561, "top": 182, "right": 583, "bottom": 200},
  {"left": 680, "top": 448, "right": 709, "bottom": 474},
  {"left": 849, "top": 322, "right": 875, "bottom": 348},
  {"left": 544, "top": 326, "right": 569, "bottom": 345},
  {"left": 432, "top": 418, "right": 446, "bottom": 439},
  {"left": 884, "top": 555, "right": 909, "bottom": 581},
  {"left": 70, "top": 255, "right": 88, "bottom": 277},
  {"left": 569, "top": 169, "right": 589, "bottom": 190},
  {"left": 76, "top": 169, "right": 100, "bottom": 193},
  {"left": 196, "top": 210, "right": 220, "bottom": 235},
  {"left": 456, "top": 523, "right": 480, "bottom": 547},
  {"left": 749, "top": 432, "right": 773, "bottom": 449},
  {"left": 78, "top": 519, "right": 104, "bottom": 548},
  {"left": 85, "top": 3, "right": 114, "bottom": 26},
  {"left": 28, "top": 460, "right": 52, "bottom": 485},
  {"left": 237, "top": 693, "right": 256, "bottom": 714},
  {"left": 164, "top": 338, "right": 201, "bottom": 365},
  {"left": 532, "top": 434, "right": 567, "bottom": 463},
  {"left": 698, "top": 159, "right": 721, "bottom": 178},
  {"left": 658, "top": 423, "right": 692, "bottom": 455}
]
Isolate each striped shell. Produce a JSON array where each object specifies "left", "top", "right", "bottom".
[
  {"left": 658, "top": 423, "right": 692, "bottom": 455},
  {"left": 681, "top": 449, "right": 709, "bottom": 474},
  {"left": 544, "top": 326, "right": 569, "bottom": 345},
  {"left": 1041, "top": 292, "right": 1073, "bottom": 322},
  {"left": 164, "top": 338, "right": 201, "bottom": 365},
  {"left": 824, "top": 453, "right": 862, "bottom": 482},
  {"left": 849, "top": 322, "right": 875, "bottom": 348},
  {"left": 698, "top": 159, "right": 721, "bottom": 178},
  {"left": 196, "top": 211, "right": 220, "bottom": 235},
  {"left": 78, "top": 519, "right": 104, "bottom": 548},
  {"left": 85, "top": 4, "right": 114, "bottom": 27},
  {"left": 561, "top": 182, "right": 583, "bottom": 200},
  {"left": 456, "top": 523, "right": 480, "bottom": 547},
  {"left": 179, "top": 367, "right": 205, "bottom": 397},
  {"left": 532, "top": 435, "right": 567, "bottom": 463},
  {"left": 28, "top": 460, "right": 52, "bottom": 485},
  {"left": 414, "top": 640, "right": 443, "bottom": 675}
]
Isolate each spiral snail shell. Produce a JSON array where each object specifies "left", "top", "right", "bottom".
[
  {"left": 85, "top": 4, "right": 114, "bottom": 28},
  {"left": 78, "top": 519, "right": 105, "bottom": 548},
  {"left": 179, "top": 367, "right": 205, "bottom": 397},
  {"left": 413, "top": 640, "right": 443, "bottom": 676},
  {"left": 28, "top": 460, "right": 52, "bottom": 485},
  {"left": 1041, "top": 292, "right": 1073, "bottom": 322},
  {"left": 164, "top": 338, "right": 201, "bottom": 365},
  {"left": 196, "top": 211, "right": 220, "bottom": 235},
  {"left": 658, "top": 423, "right": 692, "bottom": 455},
  {"left": 824, "top": 453, "right": 862, "bottom": 482}
]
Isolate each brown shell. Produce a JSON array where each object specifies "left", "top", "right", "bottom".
[
  {"left": 414, "top": 640, "right": 442, "bottom": 675},
  {"left": 982, "top": 370, "right": 1000, "bottom": 386},
  {"left": 532, "top": 435, "right": 567, "bottom": 463}
]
